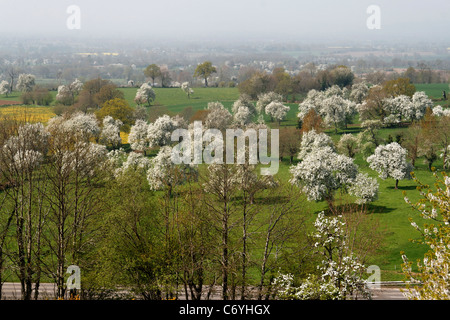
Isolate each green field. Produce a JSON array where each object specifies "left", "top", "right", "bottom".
[{"left": 121, "top": 87, "right": 240, "bottom": 113}]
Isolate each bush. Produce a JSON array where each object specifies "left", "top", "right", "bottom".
[{"left": 20, "top": 86, "right": 54, "bottom": 106}]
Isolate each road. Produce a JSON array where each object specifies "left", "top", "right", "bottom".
[{"left": 0, "top": 282, "right": 407, "bottom": 300}]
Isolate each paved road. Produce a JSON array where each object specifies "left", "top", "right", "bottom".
[
  {"left": 369, "top": 287, "right": 407, "bottom": 300},
  {"left": 1, "top": 282, "right": 56, "bottom": 300},
  {"left": 0, "top": 282, "right": 407, "bottom": 300}
]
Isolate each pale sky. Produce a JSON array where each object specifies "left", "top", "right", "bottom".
[{"left": 0, "top": 0, "right": 449, "bottom": 43}]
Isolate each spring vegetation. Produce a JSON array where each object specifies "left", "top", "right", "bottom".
[{"left": 0, "top": 64, "right": 449, "bottom": 300}]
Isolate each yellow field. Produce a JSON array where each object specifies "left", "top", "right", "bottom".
[
  {"left": 0, "top": 105, "right": 130, "bottom": 145},
  {"left": 0, "top": 105, "right": 56, "bottom": 124},
  {"left": 120, "top": 131, "right": 129, "bottom": 144}
]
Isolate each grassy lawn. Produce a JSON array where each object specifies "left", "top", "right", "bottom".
[{"left": 120, "top": 87, "right": 240, "bottom": 112}]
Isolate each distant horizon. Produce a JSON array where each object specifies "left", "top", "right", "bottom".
[{"left": 0, "top": 0, "right": 448, "bottom": 45}]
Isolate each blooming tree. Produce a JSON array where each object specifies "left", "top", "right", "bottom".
[
  {"left": 16, "top": 73, "right": 35, "bottom": 92},
  {"left": 347, "top": 173, "right": 379, "bottom": 205},
  {"left": 442, "top": 145, "right": 450, "bottom": 169},
  {"left": 432, "top": 105, "right": 450, "bottom": 117},
  {"left": 298, "top": 86, "right": 356, "bottom": 132},
  {"left": 147, "top": 115, "right": 179, "bottom": 148},
  {"left": 134, "top": 83, "right": 156, "bottom": 107},
  {"left": 232, "top": 95, "right": 257, "bottom": 116},
  {"left": 0, "top": 80, "right": 10, "bottom": 96},
  {"left": 291, "top": 129, "right": 378, "bottom": 207},
  {"left": 265, "top": 101, "right": 290, "bottom": 125},
  {"left": 100, "top": 115, "right": 122, "bottom": 148},
  {"left": 47, "top": 111, "right": 100, "bottom": 142},
  {"left": 297, "top": 129, "right": 335, "bottom": 160},
  {"left": 409, "top": 91, "right": 433, "bottom": 121},
  {"left": 289, "top": 146, "right": 358, "bottom": 207},
  {"left": 337, "top": 134, "right": 359, "bottom": 158},
  {"left": 181, "top": 82, "right": 194, "bottom": 99},
  {"left": 273, "top": 212, "right": 370, "bottom": 300},
  {"left": 128, "top": 119, "right": 149, "bottom": 153},
  {"left": 256, "top": 92, "right": 283, "bottom": 114},
  {"left": 147, "top": 146, "right": 196, "bottom": 196},
  {"left": 367, "top": 142, "right": 413, "bottom": 189},
  {"left": 205, "top": 102, "right": 232, "bottom": 131},
  {"left": 349, "top": 82, "right": 369, "bottom": 104},
  {"left": 55, "top": 78, "right": 83, "bottom": 105},
  {"left": 233, "top": 105, "right": 253, "bottom": 126},
  {"left": 114, "top": 151, "right": 151, "bottom": 178},
  {"left": 402, "top": 172, "right": 450, "bottom": 300}
]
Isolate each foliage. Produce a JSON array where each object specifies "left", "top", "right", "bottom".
[
  {"left": 402, "top": 172, "right": 450, "bottom": 300},
  {"left": 273, "top": 212, "right": 370, "bottom": 300},
  {"left": 194, "top": 61, "right": 217, "bottom": 87}
]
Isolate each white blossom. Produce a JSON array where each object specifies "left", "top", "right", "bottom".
[
  {"left": 147, "top": 115, "right": 179, "bottom": 148},
  {"left": 0, "top": 80, "right": 10, "bottom": 95},
  {"left": 265, "top": 101, "right": 290, "bottom": 123},
  {"left": 100, "top": 116, "right": 122, "bottom": 148},
  {"left": 205, "top": 102, "right": 233, "bottom": 130},
  {"left": 128, "top": 119, "right": 149, "bottom": 152},
  {"left": 256, "top": 92, "right": 282, "bottom": 114},
  {"left": 16, "top": 73, "right": 35, "bottom": 92},
  {"left": 297, "top": 129, "right": 335, "bottom": 160},
  {"left": 134, "top": 83, "right": 156, "bottom": 106},
  {"left": 367, "top": 142, "right": 413, "bottom": 183},
  {"left": 348, "top": 173, "right": 379, "bottom": 204}
]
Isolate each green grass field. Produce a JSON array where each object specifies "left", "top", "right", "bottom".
[{"left": 121, "top": 87, "right": 240, "bottom": 113}]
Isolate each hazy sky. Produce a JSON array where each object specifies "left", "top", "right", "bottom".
[{"left": 1, "top": 0, "right": 449, "bottom": 43}]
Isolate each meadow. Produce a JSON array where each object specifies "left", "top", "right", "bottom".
[{"left": 0, "top": 82, "right": 447, "bottom": 282}]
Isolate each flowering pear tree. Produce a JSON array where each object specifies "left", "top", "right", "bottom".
[
  {"left": 297, "top": 129, "right": 335, "bottom": 160},
  {"left": 232, "top": 95, "right": 257, "bottom": 116},
  {"left": 349, "top": 82, "right": 369, "bottom": 104},
  {"left": 289, "top": 146, "right": 358, "bottom": 208},
  {"left": 100, "top": 116, "right": 122, "bottom": 148},
  {"left": 337, "top": 134, "right": 359, "bottom": 158},
  {"left": 16, "top": 73, "right": 35, "bottom": 92},
  {"left": 147, "top": 115, "right": 179, "bottom": 148},
  {"left": 205, "top": 102, "right": 232, "bottom": 130},
  {"left": 298, "top": 86, "right": 356, "bottom": 132},
  {"left": 409, "top": 91, "right": 433, "bottom": 121},
  {"left": 432, "top": 105, "right": 450, "bottom": 117},
  {"left": 367, "top": 142, "right": 413, "bottom": 189},
  {"left": 273, "top": 212, "right": 370, "bottom": 300},
  {"left": 113, "top": 151, "right": 151, "bottom": 178},
  {"left": 147, "top": 146, "right": 196, "bottom": 196},
  {"left": 47, "top": 111, "right": 100, "bottom": 142},
  {"left": 291, "top": 130, "right": 378, "bottom": 207},
  {"left": 347, "top": 173, "right": 379, "bottom": 205},
  {"left": 0, "top": 80, "right": 10, "bottom": 96},
  {"left": 256, "top": 92, "right": 283, "bottom": 114},
  {"left": 134, "top": 83, "right": 156, "bottom": 107},
  {"left": 233, "top": 105, "right": 253, "bottom": 126},
  {"left": 181, "top": 82, "right": 194, "bottom": 99},
  {"left": 56, "top": 79, "right": 83, "bottom": 105},
  {"left": 265, "top": 101, "right": 290, "bottom": 125},
  {"left": 402, "top": 172, "right": 450, "bottom": 300},
  {"left": 128, "top": 119, "right": 149, "bottom": 153}
]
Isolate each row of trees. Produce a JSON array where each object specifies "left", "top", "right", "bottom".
[{"left": 238, "top": 65, "right": 355, "bottom": 101}]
